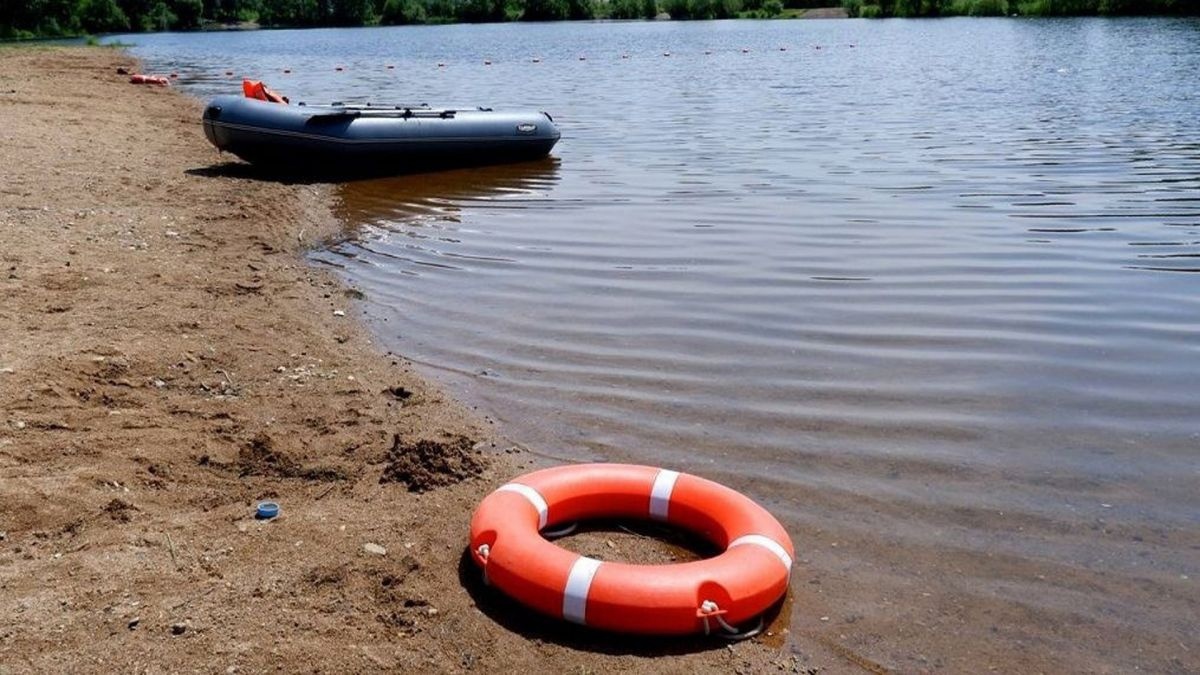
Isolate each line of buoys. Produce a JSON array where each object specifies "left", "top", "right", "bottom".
[{"left": 198, "top": 45, "right": 853, "bottom": 82}]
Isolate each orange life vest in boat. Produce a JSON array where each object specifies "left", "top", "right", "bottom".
[{"left": 242, "top": 79, "right": 288, "bottom": 104}]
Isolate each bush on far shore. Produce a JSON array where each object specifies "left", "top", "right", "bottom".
[
  {"left": 608, "top": 0, "right": 660, "bottom": 18},
  {"left": 664, "top": 0, "right": 742, "bottom": 19}
]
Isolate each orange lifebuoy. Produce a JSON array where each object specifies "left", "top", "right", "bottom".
[{"left": 469, "top": 463, "right": 793, "bottom": 636}]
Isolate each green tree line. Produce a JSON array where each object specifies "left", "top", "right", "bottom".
[
  {"left": 843, "top": 0, "right": 1196, "bottom": 16},
  {"left": 2, "top": 0, "right": 849, "bottom": 38},
  {"left": 1, "top": 0, "right": 648, "bottom": 37},
  {"left": 6, "top": 0, "right": 1194, "bottom": 39}
]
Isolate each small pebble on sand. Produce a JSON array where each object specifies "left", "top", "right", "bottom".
[{"left": 363, "top": 542, "right": 387, "bottom": 556}]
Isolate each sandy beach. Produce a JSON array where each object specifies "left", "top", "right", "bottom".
[{"left": 0, "top": 46, "right": 824, "bottom": 673}]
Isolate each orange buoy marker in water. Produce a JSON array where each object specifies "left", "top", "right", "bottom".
[{"left": 469, "top": 463, "right": 794, "bottom": 636}]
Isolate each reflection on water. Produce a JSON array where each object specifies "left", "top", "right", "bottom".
[
  {"left": 335, "top": 158, "right": 561, "bottom": 227},
  {"left": 128, "top": 17, "right": 1200, "bottom": 673},
  {"left": 324, "top": 159, "right": 561, "bottom": 275}
]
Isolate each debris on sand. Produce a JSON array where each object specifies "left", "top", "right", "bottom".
[
  {"left": 231, "top": 433, "right": 347, "bottom": 482},
  {"left": 237, "top": 433, "right": 299, "bottom": 477},
  {"left": 384, "top": 386, "right": 412, "bottom": 401},
  {"left": 380, "top": 434, "right": 487, "bottom": 493},
  {"left": 102, "top": 498, "right": 137, "bottom": 523}
]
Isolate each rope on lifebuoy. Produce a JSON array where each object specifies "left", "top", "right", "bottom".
[
  {"left": 699, "top": 600, "right": 765, "bottom": 640},
  {"left": 540, "top": 522, "right": 578, "bottom": 538},
  {"left": 476, "top": 543, "right": 491, "bottom": 585}
]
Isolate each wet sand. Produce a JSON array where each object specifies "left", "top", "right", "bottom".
[{"left": 0, "top": 47, "right": 817, "bottom": 673}]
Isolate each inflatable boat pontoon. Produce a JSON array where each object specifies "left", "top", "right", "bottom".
[{"left": 202, "top": 93, "right": 561, "bottom": 174}]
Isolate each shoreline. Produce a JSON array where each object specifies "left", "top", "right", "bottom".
[{"left": 0, "top": 46, "right": 814, "bottom": 672}]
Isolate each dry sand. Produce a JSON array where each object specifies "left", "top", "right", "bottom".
[{"left": 0, "top": 47, "right": 827, "bottom": 673}]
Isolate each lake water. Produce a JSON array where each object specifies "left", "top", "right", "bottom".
[{"left": 120, "top": 18, "right": 1200, "bottom": 672}]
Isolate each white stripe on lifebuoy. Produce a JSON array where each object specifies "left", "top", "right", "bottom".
[
  {"left": 728, "top": 534, "right": 793, "bottom": 574},
  {"left": 649, "top": 469, "right": 680, "bottom": 521},
  {"left": 562, "top": 556, "right": 603, "bottom": 624},
  {"left": 496, "top": 483, "right": 548, "bottom": 530}
]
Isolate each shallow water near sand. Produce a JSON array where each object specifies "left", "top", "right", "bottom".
[{"left": 122, "top": 18, "right": 1200, "bottom": 670}]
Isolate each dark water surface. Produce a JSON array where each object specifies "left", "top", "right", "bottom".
[{"left": 122, "top": 18, "right": 1200, "bottom": 672}]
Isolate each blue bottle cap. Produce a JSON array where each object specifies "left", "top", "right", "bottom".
[{"left": 256, "top": 501, "right": 280, "bottom": 519}]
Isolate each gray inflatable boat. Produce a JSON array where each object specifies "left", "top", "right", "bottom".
[{"left": 202, "top": 95, "right": 561, "bottom": 174}]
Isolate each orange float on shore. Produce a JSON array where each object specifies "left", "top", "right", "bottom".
[
  {"left": 129, "top": 73, "right": 170, "bottom": 86},
  {"left": 469, "top": 463, "right": 793, "bottom": 636}
]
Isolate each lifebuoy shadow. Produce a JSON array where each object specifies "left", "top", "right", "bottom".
[{"left": 456, "top": 519, "right": 786, "bottom": 656}]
